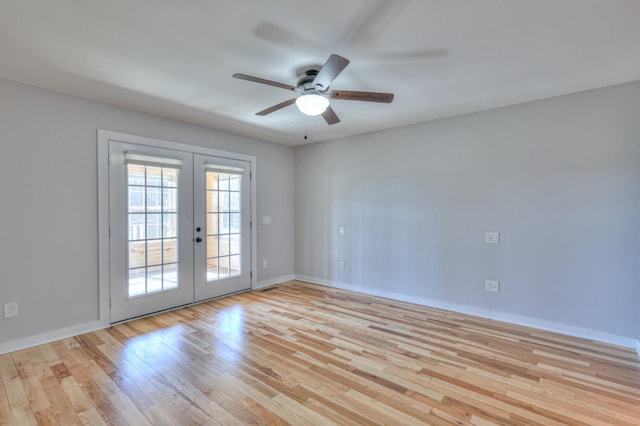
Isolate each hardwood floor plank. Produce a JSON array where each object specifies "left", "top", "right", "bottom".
[
  {"left": 1, "top": 280, "right": 639, "bottom": 425},
  {"left": 1, "top": 404, "right": 37, "bottom": 426},
  {"left": 59, "top": 376, "right": 97, "bottom": 416},
  {"left": 76, "top": 407, "right": 107, "bottom": 426},
  {"left": 107, "top": 391, "right": 152, "bottom": 425},
  {"left": 0, "top": 361, "right": 29, "bottom": 408},
  {"left": 343, "top": 388, "right": 425, "bottom": 425}
]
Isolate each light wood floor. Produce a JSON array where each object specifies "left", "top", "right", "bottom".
[{"left": 1, "top": 281, "right": 639, "bottom": 425}]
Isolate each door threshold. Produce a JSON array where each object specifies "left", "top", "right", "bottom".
[{"left": 110, "top": 288, "right": 252, "bottom": 326}]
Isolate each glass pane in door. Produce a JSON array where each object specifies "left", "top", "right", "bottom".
[
  {"left": 206, "top": 171, "right": 242, "bottom": 281},
  {"left": 127, "top": 163, "right": 180, "bottom": 297}
]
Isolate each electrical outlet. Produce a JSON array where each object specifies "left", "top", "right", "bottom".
[
  {"left": 485, "top": 232, "right": 500, "bottom": 244},
  {"left": 4, "top": 302, "right": 18, "bottom": 318},
  {"left": 485, "top": 280, "right": 500, "bottom": 293},
  {"left": 262, "top": 259, "right": 268, "bottom": 268},
  {"left": 339, "top": 260, "right": 345, "bottom": 270}
]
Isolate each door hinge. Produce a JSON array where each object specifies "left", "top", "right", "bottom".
[
  {"left": 250, "top": 221, "right": 252, "bottom": 229},
  {"left": 250, "top": 171, "right": 252, "bottom": 180},
  {"left": 250, "top": 270, "right": 253, "bottom": 279}
]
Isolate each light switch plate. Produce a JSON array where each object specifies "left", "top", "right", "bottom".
[{"left": 262, "top": 216, "right": 272, "bottom": 225}]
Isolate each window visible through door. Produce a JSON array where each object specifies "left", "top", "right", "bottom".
[
  {"left": 126, "top": 157, "right": 181, "bottom": 298},
  {"left": 206, "top": 166, "right": 243, "bottom": 282}
]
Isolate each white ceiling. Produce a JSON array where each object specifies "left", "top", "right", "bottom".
[{"left": 1, "top": 1, "right": 639, "bottom": 146}]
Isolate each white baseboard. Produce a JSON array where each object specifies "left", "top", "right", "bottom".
[
  {"left": 295, "top": 275, "right": 640, "bottom": 352},
  {"left": 4, "top": 278, "right": 637, "bottom": 357},
  {"left": 0, "top": 320, "right": 107, "bottom": 355},
  {"left": 0, "top": 274, "right": 296, "bottom": 355},
  {"left": 255, "top": 274, "right": 296, "bottom": 290}
]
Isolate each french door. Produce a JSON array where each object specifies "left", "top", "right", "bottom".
[
  {"left": 193, "top": 154, "right": 251, "bottom": 301},
  {"left": 108, "top": 141, "right": 251, "bottom": 323}
]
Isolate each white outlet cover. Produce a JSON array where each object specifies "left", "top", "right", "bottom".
[
  {"left": 485, "top": 232, "right": 500, "bottom": 244},
  {"left": 339, "top": 260, "right": 345, "bottom": 270},
  {"left": 262, "top": 216, "right": 272, "bottom": 225},
  {"left": 485, "top": 280, "right": 500, "bottom": 293},
  {"left": 4, "top": 302, "right": 18, "bottom": 318}
]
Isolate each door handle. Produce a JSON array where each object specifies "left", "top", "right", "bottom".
[{"left": 195, "top": 237, "right": 203, "bottom": 243}]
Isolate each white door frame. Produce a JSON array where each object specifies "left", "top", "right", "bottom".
[{"left": 97, "top": 129, "right": 257, "bottom": 325}]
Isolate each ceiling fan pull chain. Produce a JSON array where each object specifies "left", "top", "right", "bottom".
[{"left": 304, "top": 114, "right": 308, "bottom": 140}]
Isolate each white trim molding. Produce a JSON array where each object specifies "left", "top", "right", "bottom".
[
  {"left": 0, "top": 321, "right": 104, "bottom": 356},
  {"left": 295, "top": 275, "right": 640, "bottom": 352},
  {"left": 3, "top": 275, "right": 637, "bottom": 357},
  {"left": 255, "top": 275, "right": 296, "bottom": 290}
]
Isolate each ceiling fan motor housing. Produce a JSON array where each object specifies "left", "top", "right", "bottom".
[{"left": 297, "top": 69, "right": 323, "bottom": 93}]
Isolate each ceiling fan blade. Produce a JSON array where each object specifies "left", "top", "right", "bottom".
[
  {"left": 373, "top": 49, "right": 447, "bottom": 61},
  {"left": 256, "top": 98, "right": 297, "bottom": 116},
  {"left": 313, "top": 54, "right": 350, "bottom": 90},
  {"left": 233, "top": 73, "right": 297, "bottom": 91},
  {"left": 253, "top": 22, "right": 325, "bottom": 55},
  {"left": 327, "top": 90, "right": 394, "bottom": 103},
  {"left": 340, "top": 0, "right": 406, "bottom": 48},
  {"left": 322, "top": 106, "right": 341, "bottom": 125}
]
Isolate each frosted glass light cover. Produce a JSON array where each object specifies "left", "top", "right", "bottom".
[{"left": 296, "top": 94, "right": 330, "bottom": 116}]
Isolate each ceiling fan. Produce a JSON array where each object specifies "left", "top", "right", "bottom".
[{"left": 232, "top": 54, "right": 394, "bottom": 125}]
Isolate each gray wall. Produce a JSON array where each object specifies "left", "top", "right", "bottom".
[
  {"left": 295, "top": 81, "right": 640, "bottom": 341},
  {"left": 1, "top": 76, "right": 638, "bottom": 349},
  {"left": 0, "top": 79, "right": 295, "bottom": 345}
]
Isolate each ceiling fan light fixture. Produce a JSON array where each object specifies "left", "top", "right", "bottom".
[
  {"left": 295, "top": 93, "right": 329, "bottom": 116},
  {"left": 233, "top": 53, "right": 393, "bottom": 125}
]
